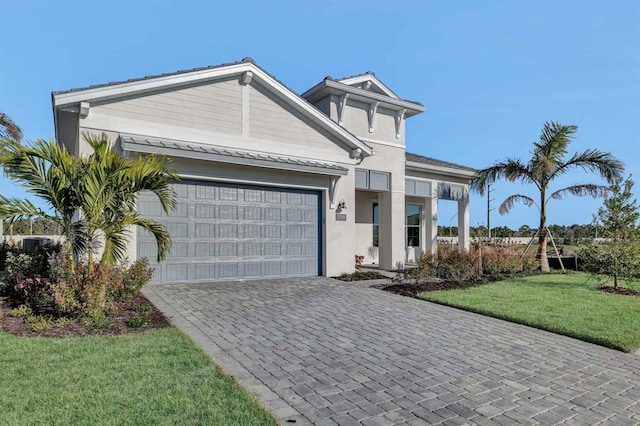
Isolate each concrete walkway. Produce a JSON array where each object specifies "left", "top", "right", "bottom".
[{"left": 143, "top": 278, "right": 640, "bottom": 425}]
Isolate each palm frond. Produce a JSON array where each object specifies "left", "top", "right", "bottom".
[
  {"left": 125, "top": 216, "right": 172, "bottom": 262},
  {"left": 550, "top": 184, "right": 610, "bottom": 200},
  {"left": 550, "top": 149, "right": 624, "bottom": 183},
  {"left": 0, "top": 197, "right": 47, "bottom": 220},
  {"left": 499, "top": 194, "right": 538, "bottom": 215},
  {"left": 0, "top": 112, "right": 23, "bottom": 142},
  {"left": 471, "top": 159, "right": 532, "bottom": 195}
]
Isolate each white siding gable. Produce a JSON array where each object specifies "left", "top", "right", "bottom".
[
  {"left": 249, "top": 82, "right": 349, "bottom": 154},
  {"left": 91, "top": 77, "right": 242, "bottom": 136}
]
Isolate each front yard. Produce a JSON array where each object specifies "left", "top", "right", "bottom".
[
  {"left": 419, "top": 273, "right": 640, "bottom": 352},
  {"left": 0, "top": 328, "right": 276, "bottom": 425}
]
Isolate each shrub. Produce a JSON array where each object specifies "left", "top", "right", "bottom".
[
  {"left": 0, "top": 242, "right": 20, "bottom": 271},
  {"left": 9, "top": 304, "right": 32, "bottom": 318},
  {"left": 437, "top": 248, "right": 479, "bottom": 282},
  {"left": 482, "top": 246, "right": 537, "bottom": 279},
  {"left": 355, "top": 255, "right": 364, "bottom": 270},
  {"left": 54, "top": 317, "right": 76, "bottom": 328},
  {"left": 49, "top": 252, "right": 154, "bottom": 322},
  {"left": 29, "top": 316, "right": 51, "bottom": 332},
  {"left": 132, "top": 301, "right": 151, "bottom": 313},
  {"left": 126, "top": 315, "right": 148, "bottom": 328}
]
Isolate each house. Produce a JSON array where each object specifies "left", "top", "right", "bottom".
[{"left": 52, "top": 58, "right": 476, "bottom": 284}]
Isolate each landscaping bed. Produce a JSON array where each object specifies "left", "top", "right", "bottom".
[
  {"left": 384, "top": 280, "right": 483, "bottom": 297},
  {"left": 333, "top": 270, "right": 388, "bottom": 281},
  {"left": 0, "top": 293, "right": 169, "bottom": 337}
]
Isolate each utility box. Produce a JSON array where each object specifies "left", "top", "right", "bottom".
[{"left": 22, "top": 238, "right": 52, "bottom": 251}]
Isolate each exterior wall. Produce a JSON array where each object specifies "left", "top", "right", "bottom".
[
  {"left": 354, "top": 190, "right": 379, "bottom": 264},
  {"left": 56, "top": 111, "right": 79, "bottom": 155},
  {"left": 62, "top": 75, "right": 363, "bottom": 278},
  {"left": 92, "top": 77, "right": 242, "bottom": 136},
  {"left": 358, "top": 142, "right": 406, "bottom": 269},
  {"left": 79, "top": 79, "right": 350, "bottom": 164},
  {"left": 249, "top": 83, "right": 349, "bottom": 155},
  {"left": 340, "top": 100, "right": 404, "bottom": 145}
]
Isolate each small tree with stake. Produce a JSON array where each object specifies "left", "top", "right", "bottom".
[{"left": 581, "top": 176, "right": 640, "bottom": 290}]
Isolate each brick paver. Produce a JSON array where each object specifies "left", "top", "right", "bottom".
[{"left": 143, "top": 278, "right": 640, "bottom": 425}]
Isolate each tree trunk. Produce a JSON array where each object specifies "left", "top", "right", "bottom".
[
  {"left": 538, "top": 198, "right": 550, "bottom": 272},
  {"left": 87, "top": 232, "right": 94, "bottom": 275}
]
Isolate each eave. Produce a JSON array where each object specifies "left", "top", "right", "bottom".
[
  {"left": 52, "top": 60, "right": 374, "bottom": 157},
  {"left": 302, "top": 80, "right": 426, "bottom": 117},
  {"left": 406, "top": 161, "right": 478, "bottom": 180}
]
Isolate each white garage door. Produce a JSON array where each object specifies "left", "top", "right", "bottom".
[{"left": 137, "top": 180, "right": 322, "bottom": 284}]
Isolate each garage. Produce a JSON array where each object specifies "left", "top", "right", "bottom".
[{"left": 137, "top": 180, "right": 322, "bottom": 284}]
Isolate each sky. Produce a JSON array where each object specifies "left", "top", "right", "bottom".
[{"left": 1, "top": 0, "right": 639, "bottom": 230}]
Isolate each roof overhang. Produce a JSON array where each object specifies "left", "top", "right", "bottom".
[
  {"left": 52, "top": 60, "right": 373, "bottom": 157},
  {"left": 302, "top": 79, "right": 425, "bottom": 117},
  {"left": 406, "top": 161, "right": 478, "bottom": 180},
  {"left": 120, "top": 133, "right": 349, "bottom": 176},
  {"left": 337, "top": 73, "right": 399, "bottom": 99}
]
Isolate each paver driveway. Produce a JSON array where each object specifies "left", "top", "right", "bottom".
[{"left": 143, "top": 278, "right": 640, "bottom": 425}]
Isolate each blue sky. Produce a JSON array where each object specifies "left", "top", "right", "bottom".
[{"left": 1, "top": 0, "right": 638, "bottom": 230}]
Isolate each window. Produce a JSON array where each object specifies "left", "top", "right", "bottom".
[
  {"left": 372, "top": 203, "right": 379, "bottom": 247},
  {"left": 406, "top": 204, "right": 420, "bottom": 247}
]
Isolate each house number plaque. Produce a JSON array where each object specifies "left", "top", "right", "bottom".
[{"left": 335, "top": 214, "right": 347, "bottom": 221}]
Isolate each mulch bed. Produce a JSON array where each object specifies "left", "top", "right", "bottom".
[
  {"left": 599, "top": 286, "right": 638, "bottom": 296},
  {"left": 383, "top": 280, "right": 482, "bottom": 298},
  {"left": 0, "top": 294, "right": 170, "bottom": 338},
  {"left": 333, "top": 271, "right": 388, "bottom": 281}
]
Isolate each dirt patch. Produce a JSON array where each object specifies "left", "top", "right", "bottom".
[
  {"left": 384, "top": 280, "right": 483, "bottom": 298},
  {"left": 599, "top": 286, "right": 638, "bottom": 296},
  {"left": 0, "top": 294, "right": 170, "bottom": 338}
]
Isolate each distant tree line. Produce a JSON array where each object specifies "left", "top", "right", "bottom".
[
  {"left": 2, "top": 217, "right": 62, "bottom": 235},
  {"left": 439, "top": 223, "right": 599, "bottom": 242}
]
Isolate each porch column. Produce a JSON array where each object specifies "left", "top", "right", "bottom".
[
  {"left": 424, "top": 196, "right": 438, "bottom": 254},
  {"left": 457, "top": 196, "right": 470, "bottom": 251},
  {"left": 379, "top": 190, "right": 405, "bottom": 270}
]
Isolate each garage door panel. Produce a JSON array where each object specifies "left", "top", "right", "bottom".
[{"left": 138, "top": 180, "right": 321, "bottom": 284}]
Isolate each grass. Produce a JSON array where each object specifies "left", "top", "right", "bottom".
[
  {"left": 0, "top": 328, "right": 276, "bottom": 426},
  {"left": 419, "top": 273, "right": 640, "bottom": 352}
]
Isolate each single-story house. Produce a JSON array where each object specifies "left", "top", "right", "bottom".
[{"left": 52, "top": 58, "right": 477, "bottom": 284}]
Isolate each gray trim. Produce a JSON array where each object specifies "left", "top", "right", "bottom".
[
  {"left": 355, "top": 168, "right": 390, "bottom": 191},
  {"left": 121, "top": 134, "right": 348, "bottom": 176},
  {"left": 355, "top": 169, "right": 369, "bottom": 189},
  {"left": 406, "top": 178, "right": 431, "bottom": 197},
  {"left": 406, "top": 152, "right": 477, "bottom": 173}
]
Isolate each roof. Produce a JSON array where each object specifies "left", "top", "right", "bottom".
[
  {"left": 120, "top": 134, "right": 348, "bottom": 176},
  {"left": 334, "top": 71, "right": 400, "bottom": 99},
  {"left": 52, "top": 58, "right": 256, "bottom": 96},
  {"left": 406, "top": 152, "right": 477, "bottom": 173},
  {"left": 302, "top": 78, "right": 425, "bottom": 117},
  {"left": 51, "top": 58, "right": 373, "bottom": 157}
]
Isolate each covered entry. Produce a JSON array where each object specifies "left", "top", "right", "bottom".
[{"left": 137, "top": 180, "right": 322, "bottom": 284}]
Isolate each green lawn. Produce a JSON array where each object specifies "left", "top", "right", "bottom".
[
  {"left": 0, "top": 328, "right": 276, "bottom": 426},
  {"left": 419, "top": 273, "right": 640, "bottom": 352}
]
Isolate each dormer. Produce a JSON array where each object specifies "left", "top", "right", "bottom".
[{"left": 302, "top": 72, "right": 425, "bottom": 146}]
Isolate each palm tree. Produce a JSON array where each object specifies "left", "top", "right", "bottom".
[
  {"left": 0, "top": 112, "right": 23, "bottom": 142},
  {"left": 0, "top": 138, "right": 85, "bottom": 269},
  {"left": 76, "top": 133, "right": 177, "bottom": 271},
  {"left": 0, "top": 134, "right": 177, "bottom": 272},
  {"left": 472, "top": 121, "right": 624, "bottom": 272}
]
